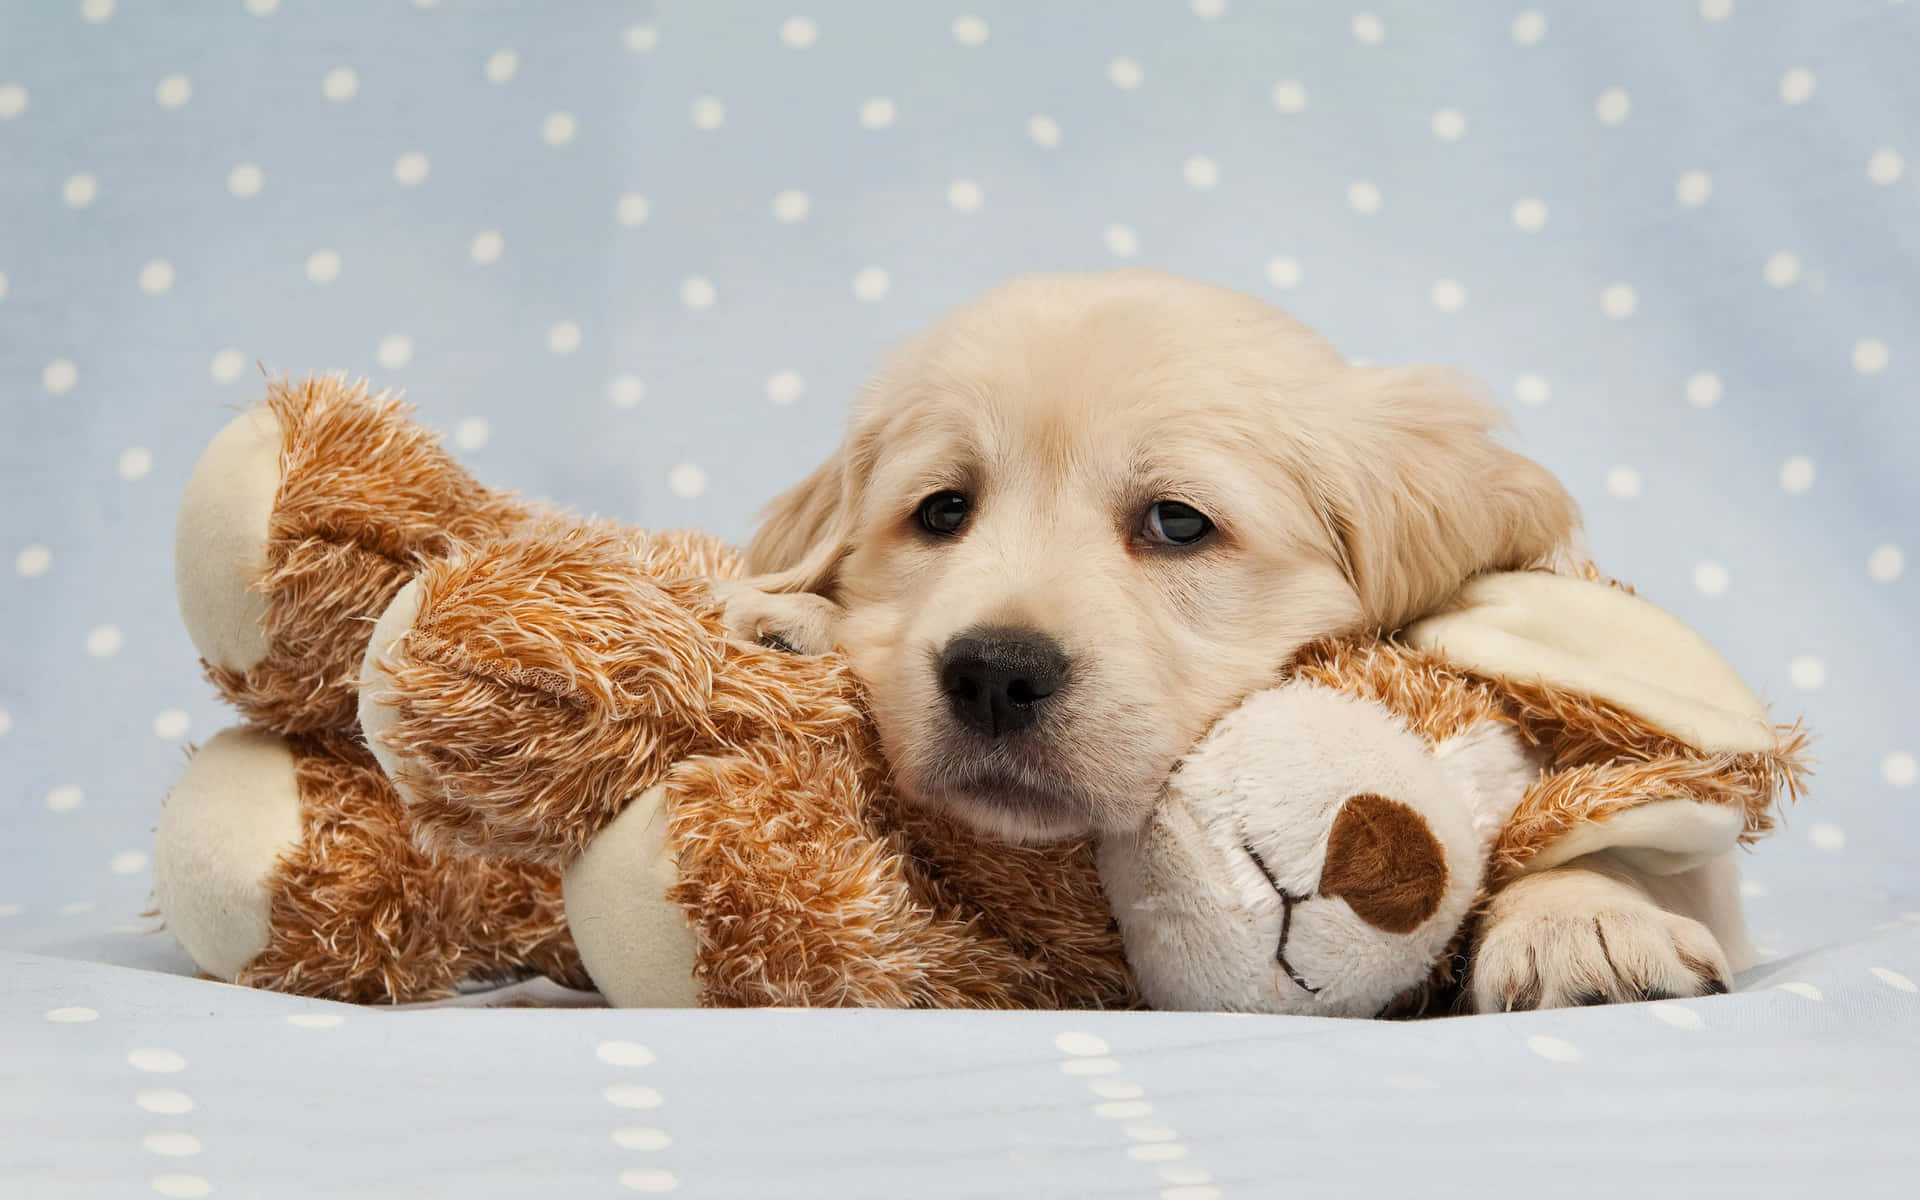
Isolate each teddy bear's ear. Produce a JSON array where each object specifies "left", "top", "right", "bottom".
[{"left": 1318, "top": 793, "right": 1448, "bottom": 934}]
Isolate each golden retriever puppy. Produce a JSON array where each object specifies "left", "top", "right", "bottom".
[{"left": 725, "top": 268, "right": 1747, "bottom": 1010}]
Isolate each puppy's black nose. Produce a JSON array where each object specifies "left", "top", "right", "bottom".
[{"left": 939, "top": 628, "right": 1069, "bottom": 737}]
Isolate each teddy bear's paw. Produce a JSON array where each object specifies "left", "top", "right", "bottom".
[{"left": 1468, "top": 864, "right": 1731, "bottom": 1012}]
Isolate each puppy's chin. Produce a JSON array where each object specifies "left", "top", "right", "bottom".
[{"left": 911, "top": 773, "right": 1095, "bottom": 845}]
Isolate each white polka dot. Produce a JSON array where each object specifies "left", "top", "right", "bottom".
[
  {"left": 137, "top": 1091, "right": 194, "bottom": 1115},
  {"left": 612, "top": 1127, "right": 672, "bottom": 1151},
  {"left": 286, "top": 1012, "right": 345, "bottom": 1028},
  {"left": 1884, "top": 751, "right": 1917, "bottom": 787},
  {"left": 597, "top": 1040, "right": 657, "bottom": 1067},
  {"left": 619, "top": 1168, "right": 678, "bottom": 1193},
  {"left": 0, "top": 82, "right": 26, "bottom": 119},
  {"left": 155, "top": 75, "right": 191, "bottom": 109},
  {"left": 1779, "top": 68, "right": 1815, "bottom": 105},
  {"left": 1868, "top": 148, "right": 1904, "bottom": 186},
  {"left": 118, "top": 447, "right": 153, "bottom": 480},
  {"left": 1128, "top": 1143, "right": 1189, "bottom": 1163},
  {"left": 852, "top": 266, "right": 890, "bottom": 301},
  {"left": 1601, "top": 283, "right": 1637, "bottom": 319},
  {"left": 604, "top": 1084, "right": 663, "bottom": 1109},
  {"left": 1028, "top": 114, "right": 1062, "bottom": 148},
  {"left": 454, "top": 418, "right": 489, "bottom": 451},
  {"left": 1265, "top": 256, "right": 1302, "bottom": 290},
  {"left": 780, "top": 16, "right": 818, "bottom": 49},
  {"left": 210, "top": 349, "right": 247, "bottom": 384},
  {"left": 150, "top": 1175, "right": 211, "bottom": 1199},
  {"left": 947, "top": 179, "right": 983, "bottom": 212},
  {"left": 609, "top": 375, "right": 646, "bottom": 409},
  {"left": 0, "top": 710, "right": 10, "bottom": 736},
  {"left": 1605, "top": 465, "right": 1642, "bottom": 499},
  {"left": 46, "top": 785, "right": 83, "bottom": 813},
  {"left": 1692, "top": 561, "right": 1729, "bottom": 596},
  {"left": 138, "top": 260, "right": 174, "bottom": 295},
  {"left": 1430, "top": 108, "right": 1467, "bottom": 141},
  {"left": 1870, "top": 967, "right": 1917, "bottom": 993},
  {"left": 1649, "top": 1002, "right": 1705, "bottom": 1030},
  {"left": 1270, "top": 80, "right": 1307, "bottom": 114},
  {"left": 1104, "top": 224, "right": 1139, "bottom": 257},
  {"left": 547, "top": 321, "right": 582, "bottom": 355},
  {"left": 306, "top": 249, "right": 341, "bottom": 284},
  {"left": 376, "top": 334, "right": 413, "bottom": 369},
  {"left": 322, "top": 66, "right": 358, "bottom": 102},
  {"left": 81, "top": 0, "right": 115, "bottom": 22},
  {"left": 63, "top": 172, "right": 99, "bottom": 208},
  {"left": 44, "top": 358, "right": 79, "bottom": 395},
  {"left": 1515, "top": 373, "right": 1550, "bottom": 406},
  {"left": 1511, "top": 197, "right": 1548, "bottom": 232},
  {"left": 1054, "top": 1032, "right": 1110, "bottom": 1056},
  {"left": 1788, "top": 655, "right": 1826, "bottom": 690},
  {"left": 1095, "top": 1099, "right": 1153, "bottom": 1119},
  {"left": 1190, "top": 0, "right": 1226, "bottom": 17},
  {"left": 617, "top": 193, "right": 650, "bottom": 227},
  {"left": 681, "top": 276, "right": 716, "bottom": 310},
  {"left": 484, "top": 48, "right": 518, "bottom": 84},
  {"left": 46, "top": 1006, "right": 99, "bottom": 1023},
  {"left": 1777, "top": 981, "right": 1821, "bottom": 1000},
  {"left": 1676, "top": 169, "right": 1712, "bottom": 207},
  {"left": 952, "top": 15, "right": 988, "bottom": 45},
  {"left": 1852, "top": 338, "right": 1889, "bottom": 374},
  {"left": 393, "top": 151, "right": 430, "bottom": 186},
  {"left": 246, "top": 0, "right": 279, "bottom": 14},
  {"left": 1868, "top": 544, "right": 1905, "bottom": 582},
  {"left": 16, "top": 544, "right": 52, "bottom": 577},
  {"left": 1809, "top": 823, "right": 1846, "bottom": 851},
  {"left": 1429, "top": 279, "right": 1467, "bottom": 313},
  {"left": 228, "top": 163, "right": 264, "bottom": 198},
  {"left": 1384, "top": 1073, "right": 1437, "bottom": 1089},
  {"left": 766, "top": 370, "right": 803, "bottom": 406},
  {"left": 1090, "top": 1080, "right": 1145, "bottom": 1100},
  {"left": 543, "top": 111, "right": 578, "bottom": 146},
  {"left": 1511, "top": 10, "right": 1547, "bottom": 44},
  {"left": 1526, "top": 1034, "right": 1582, "bottom": 1063},
  {"left": 859, "top": 97, "right": 896, "bottom": 129},
  {"left": 1700, "top": 0, "right": 1734, "bottom": 20},
  {"left": 624, "top": 24, "right": 658, "bottom": 53},
  {"left": 58, "top": 900, "right": 94, "bottom": 916},
  {"left": 1595, "top": 88, "right": 1631, "bottom": 125},
  {"left": 0, "top": 270, "right": 8, "bottom": 302},
  {"left": 152, "top": 708, "right": 192, "bottom": 740},
  {"left": 667, "top": 463, "right": 708, "bottom": 499},
  {"left": 1347, "top": 180, "right": 1381, "bottom": 215},
  {"left": 772, "top": 189, "right": 809, "bottom": 222},
  {"left": 1764, "top": 251, "right": 1800, "bottom": 288},
  {"left": 143, "top": 1133, "right": 202, "bottom": 1158},
  {"left": 1108, "top": 58, "right": 1143, "bottom": 89},
  {"left": 1686, "top": 370, "right": 1722, "bottom": 408},
  {"left": 129, "top": 1049, "right": 187, "bottom": 1074},
  {"left": 1058, "top": 1057, "right": 1118, "bottom": 1076},
  {"left": 88, "top": 624, "right": 126, "bottom": 655},
  {"left": 1778, "top": 456, "right": 1815, "bottom": 493},
  {"left": 1351, "top": 13, "right": 1384, "bottom": 44},
  {"left": 470, "top": 230, "right": 504, "bottom": 265},
  {"left": 1183, "top": 155, "right": 1219, "bottom": 190},
  {"left": 690, "top": 96, "right": 725, "bottom": 131}
]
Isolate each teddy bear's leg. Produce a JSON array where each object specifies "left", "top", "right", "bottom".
[
  {"left": 175, "top": 376, "right": 532, "bottom": 733},
  {"left": 155, "top": 724, "right": 585, "bottom": 1003}
]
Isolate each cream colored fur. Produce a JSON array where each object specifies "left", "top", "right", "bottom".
[
  {"left": 358, "top": 579, "right": 422, "bottom": 802},
  {"left": 561, "top": 785, "right": 701, "bottom": 1008},
  {"left": 175, "top": 408, "right": 282, "bottom": 673},
  {"left": 152, "top": 726, "right": 304, "bottom": 980}
]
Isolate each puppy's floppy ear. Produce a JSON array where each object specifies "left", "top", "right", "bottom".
[
  {"left": 1307, "top": 366, "right": 1578, "bottom": 632},
  {"left": 743, "top": 441, "right": 863, "bottom": 596}
]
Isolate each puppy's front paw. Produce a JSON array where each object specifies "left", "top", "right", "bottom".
[
  {"left": 1469, "top": 865, "right": 1731, "bottom": 1012},
  {"left": 711, "top": 581, "right": 842, "bottom": 655}
]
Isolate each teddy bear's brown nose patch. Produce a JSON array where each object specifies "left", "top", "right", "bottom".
[{"left": 1318, "top": 793, "right": 1447, "bottom": 934}]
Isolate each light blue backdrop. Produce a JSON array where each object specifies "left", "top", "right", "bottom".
[{"left": 2, "top": 4, "right": 1917, "bottom": 1197}]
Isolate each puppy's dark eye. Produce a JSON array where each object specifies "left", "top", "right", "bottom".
[
  {"left": 917, "top": 491, "right": 970, "bottom": 536},
  {"left": 1141, "top": 500, "right": 1212, "bottom": 546}
]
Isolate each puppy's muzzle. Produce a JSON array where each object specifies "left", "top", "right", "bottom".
[{"left": 938, "top": 627, "right": 1068, "bottom": 737}]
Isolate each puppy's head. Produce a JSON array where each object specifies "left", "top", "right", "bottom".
[{"left": 748, "top": 270, "right": 1577, "bottom": 842}]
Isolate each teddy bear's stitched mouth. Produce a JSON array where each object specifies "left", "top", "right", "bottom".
[{"left": 1243, "top": 843, "right": 1321, "bottom": 996}]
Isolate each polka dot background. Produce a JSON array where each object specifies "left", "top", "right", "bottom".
[{"left": 1, "top": 4, "right": 1916, "bottom": 1194}]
